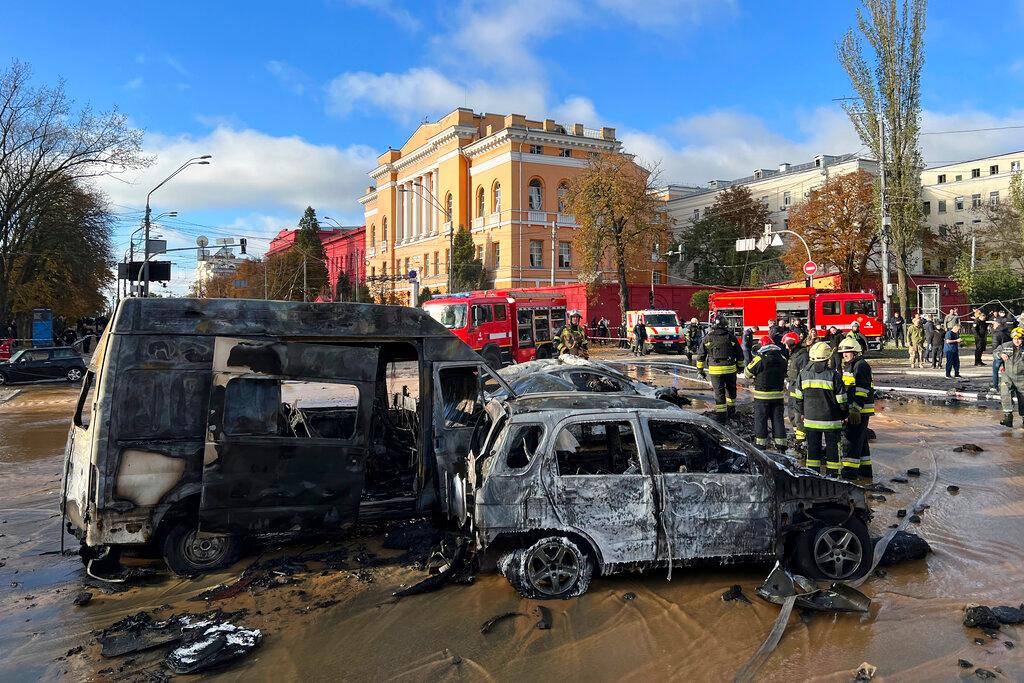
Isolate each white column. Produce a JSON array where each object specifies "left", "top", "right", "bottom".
[
  {"left": 404, "top": 182, "right": 412, "bottom": 243},
  {"left": 426, "top": 172, "right": 434, "bottom": 233},
  {"left": 395, "top": 187, "right": 403, "bottom": 243},
  {"left": 410, "top": 178, "right": 418, "bottom": 240},
  {"left": 419, "top": 175, "right": 428, "bottom": 237}
]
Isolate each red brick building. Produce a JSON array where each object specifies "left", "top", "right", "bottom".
[{"left": 266, "top": 225, "right": 366, "bottom": 299}]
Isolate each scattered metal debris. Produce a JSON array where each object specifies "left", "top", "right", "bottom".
[
  {"left": 964, "top": 605, "right": 1001, "bottom": 630},
  {"left": 535, "top": 606, "right": 552, "bottom": 630},
  {"left": 991, "top": 605, "right": 1024, "bottom": 624},
  {"left": 854, "top": 661, "right": 877, "bottom": 680},
  {"left": 897, "top": 509, "right": 907, "bottom": 518},
  {"left": 73, "top": 591, "right": 92, "bottom": 606},
  {"left": 480, "top": 612, "right": 526, "bottom": 634},
  {"left": 877, "top": 531, "right": 932, "bottom": 566},
  {"left": 393, "top": 538, "right": 474, "bottom": 598},
  {"left": 953, "top": 444, "right": 984, "bottom": 453},
  {"left": 974, "top": 668, "right": 997, "bottom": 679},
  {"left": 622, "top": 592, "right": 637, "bottom": 601},
  {"left": 755, "top": 564, "right": 870, "bottom": 613},
  {"left": 909, "top": 514, "right": 922, "bottom": 524},
  {"left": 891, "top": 476, "right": 909, "bottom": 484},
  {"left": 948, "top": 485, "right": 961, "bottom": 494},
  {"left": 165, "top": 622, "right": 262, "bottom": 675},
  {"left": 863, "top": 483, "right": 896, "bottom": 494},
  {"left": 907, "top": 468, "right": 921, "bottom": 477},
  {"left": 960, "top": 658, "right": 974, "bottom": 668},
  {"left": 722, "top": 585, "right": 752, "bottom": 604}
]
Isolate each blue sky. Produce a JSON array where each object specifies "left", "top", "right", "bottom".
[{"left": 3, "top": 0, "right": 1023, "bottom": 290}]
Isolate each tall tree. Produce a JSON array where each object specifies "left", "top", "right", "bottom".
[
  {"left": 675, "top": 185, "right": 783, "bottom": 287},
  {"left": 449, "top": 224, "right": 485, "bottom": 293},
  {"left": 837, "top": 0, "right": 927, "bottom": 317},
  {"left": 563, "top": 152, "right": 667, "bottom": 323},
  {"left": 782, "top": 169, "right": 879, "bottom": 291},
  {"left": 294, "top": 206, "right": 328, "bottom": 301},
  {"left": 0, "top": 60, "right": 148, "bottom": 319}
]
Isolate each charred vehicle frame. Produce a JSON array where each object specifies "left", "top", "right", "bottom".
[
  {"left": 61, "top": 298, "right": 506, "bottom": 574},
  {"left": 467, "top": 394, "right": 873, "bottom": 598}
]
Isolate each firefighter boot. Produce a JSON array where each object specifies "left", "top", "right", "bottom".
[
  {"left": 1000, "top": 412, "right": 1014, "bottom": 428},
  {"left": 859, "top": 464, "right": 873, "bottom": 480}
]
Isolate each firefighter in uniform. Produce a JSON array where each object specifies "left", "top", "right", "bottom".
[
  {"left": 782, "top": 331, "right": 808, "bottom": 455},
  {"left": 744, "top": 335, "right": 789, "bottom": 450},
  {"left": 997, "top": 327, "right": 1024, "bottom": 427},
  {"left": 697, "top": 315, "right": 744, "bottom": 421},
  {"left": 838, "top": 338, "right": 875, "bottom": 480},
  {"left": 793, "top": 341, "right": 849, "bottom": 476},
  {"left": 557, "top": 310, "right": 590, "bottom": 358}
]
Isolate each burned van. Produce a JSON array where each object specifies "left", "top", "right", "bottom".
[{"left": 61, "top": 298, "right": 506, "bottom": 574}]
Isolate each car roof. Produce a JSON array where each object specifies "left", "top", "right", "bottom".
[{"left": 502, "top": 393, "right": 678, "bottom": 415}]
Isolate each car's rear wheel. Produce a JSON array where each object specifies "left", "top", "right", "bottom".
[
  {"left": 500, "top": 536, "right": 593, "bottom": 599},
  {"left": 66, "top": 367, "right": 83, "bottom": 382},
  {"left": 792, "top": 509, "right": 872, "bottom": 581},
  {"left": 161, "top": 523, "right": 241, "bottom": 576}
]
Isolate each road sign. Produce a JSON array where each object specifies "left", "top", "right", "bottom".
[
  {"left": 735, "top": 238, "right": 756, "bottom": 252},
  {"left": 803, "top": 261, "right": 817, "bottom": 276},
  {"left": 408, "top": 269, "right": 418, "bottom": 280}
]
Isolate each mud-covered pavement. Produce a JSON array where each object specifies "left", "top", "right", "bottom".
[{"left": 5, "top": 373, "right": 1024, "bottom": 681}]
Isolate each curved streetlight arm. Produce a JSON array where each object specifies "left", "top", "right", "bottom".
[{"left": 772, "top": 229, "right": 812, "bottom": 263}]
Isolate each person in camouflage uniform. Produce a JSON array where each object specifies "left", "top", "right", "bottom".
[{"left": 557, "top": 310, "right": 590, "bottom": 358}]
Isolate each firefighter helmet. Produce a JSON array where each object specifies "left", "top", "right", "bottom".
[
  {"left": 759, "top": 335, "right": 773, "bottom": 346},
  {"left": 809, "top": 341, "right": 834, "bottom": 362},
  {"left": 713, "top": 315, "right": 728, "bottom": 329},
  {"left": 1012, "top": 327, "right": 1024, "bottom": 339},
  {"left": 781, "top": 332, "right": 801, "bottom": 347},
  {"left": 837, "top": 338, "right": 862, "bottom": 354},
  {"left": 568, "top": 309, "right": 582, "bottom": 320},
  {"left": 690, "top": 317, "right": 699, "bottom": 324}
]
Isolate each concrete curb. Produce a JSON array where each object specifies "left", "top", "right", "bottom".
[{"left": 0, "top": 389, "right": 22, "bottom": 405}]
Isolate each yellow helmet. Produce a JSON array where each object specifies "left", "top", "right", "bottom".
[
  {"left": 837, "top": 338, "right": 862, "bottom": 354},
  {"left": 1012, "top": 327, "right": 1024, "bottom": 339},
  {"left": 809, "top": 341, "right": 834, "bottom": 362}
]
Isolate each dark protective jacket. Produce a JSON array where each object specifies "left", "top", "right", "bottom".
[
  {"left": 842, "top": 356, "right": 875, "bottom": 415},
  {"left": 993, "top": 322, "right": 1011, "bottom": 347},
  {"left": 744, "top": 344, "right": 788, "bottom": 400},
  {"left": 792, "top": 360, "right": 849, "bottom": 430},
  {"left": 787, "top": 345, "right": 810, "bottom": 384},
  {"left": 697, "top": 327, "right": 744, "bottom": 375},
  {"left": 633, "top": 323, "right": 648, "bottom": 342}
]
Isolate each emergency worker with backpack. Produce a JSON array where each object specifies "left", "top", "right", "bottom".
[
  {"left": 744, "top": 335, "right": 789, "bottom": 449},
  {"left": 697, "top": 315, "right": 744, "bottom": 421},
  {"left": 793, "top": 341, "right": 849, "bottom": 476}
]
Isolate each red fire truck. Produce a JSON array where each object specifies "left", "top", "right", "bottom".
[
  {"left": 709, "top": 288, "right": 885, "bottom": 349},
  {"left": 423, "top": 291, "right": 567, "bottom": 367}
]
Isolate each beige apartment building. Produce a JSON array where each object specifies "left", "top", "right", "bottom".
[
  {"left": 919, "top": 150, "right": 1023, "bottom": 274},
  {"left": 359, "top": 108, "right": 667, "bottom": 303}
]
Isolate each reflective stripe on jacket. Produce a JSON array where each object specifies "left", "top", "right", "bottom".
[
  {"left": 744, "top": 344, "right": 788, "bottom": 400},
  {"left": 842, "top": 356, "right": 875, "bottom": 415},
  {"left": 793, "top": 360, "right": 848, "bottom": 430},
  {"left": 697, "top": 327, "right": 743, "bottom": 374}
]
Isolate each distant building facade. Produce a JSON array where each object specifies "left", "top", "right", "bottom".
[
  {"left": 266, "top": 225, "right": 366, "bottom": 299},
  {"left": 359, "top": 108, "right": 667, "bottom": 303},
  {"left": 194, "top": 246, "right": 239, "bottom": 287}
]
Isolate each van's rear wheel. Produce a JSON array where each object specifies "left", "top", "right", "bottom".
[
  {"left": 792, "top": 509, "right": 872, "bottom": 581},
  {"left": 500, "top": 536, "right": 593, "bottom": 599},
  {"left": 161, "top": 524, "right": 241, "bottom": 575}
]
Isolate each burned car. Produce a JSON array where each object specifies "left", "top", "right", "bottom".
[
  {"left": 61, "top": 298, "right": 507, "bottom": 575},
  {"left": 494, "top": 357, "right": 689, "bottom": 407},
  {"left": 468, "top": 394, "right": 872, "bottom": 599}
]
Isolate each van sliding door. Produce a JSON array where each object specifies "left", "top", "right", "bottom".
[{"left": 200, "top": 337, "right": 378, "bottom": 535}]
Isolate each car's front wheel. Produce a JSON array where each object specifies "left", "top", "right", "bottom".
[
  {"left": 0, "top": 371, "right": 6, "bottom": 386},
  {"left": 500, "top": 536, "right": 593, "bottom": 599},
  {"left": 66, "top": 367, "right": 83, "bottom": 382},
  {"left": 161, "top": 523, "right": 241, "bottom": 576},
  {"left": 792, "top": 509, "right": 873, "bottom": 581}
]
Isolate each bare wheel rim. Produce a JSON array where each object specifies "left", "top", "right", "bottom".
[
  {"left": 181, "top": 530, "right": 230, "bottom": 568},
  {"left": 526, "top": 540, "right": 580, "bottom": 596},
  {"left": 813, "top": 526, "right": 863, "bottom": 579},
  {"left": 67, "top": 369, "right": 82, "bottom": 381}
]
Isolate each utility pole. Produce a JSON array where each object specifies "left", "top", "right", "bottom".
[
  {"left": 878, "top": 113, "right": 892, "bottom": 320},
  {"left": 550, "top": 220, "right": 557, "bottom": 286},
  {"left": 302, "top": 257, "right": 308, "bottom": 302},
  {"left": 264, "top": 260, "right": 268, "bottom": 300},
  {"left": 971, "top": 234, "right": 977, "bottom": 271}
]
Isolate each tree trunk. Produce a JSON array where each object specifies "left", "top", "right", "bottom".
[
  {"left": 614, "top": 221, "right": 629, "bottom": 328},
  {"left": 896, "top": 258, "right": 910, "bottom": 317}
]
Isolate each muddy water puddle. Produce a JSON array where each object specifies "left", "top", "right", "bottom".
[{"left": 4, "top": 382, "right": 1024, "bottom": 680}]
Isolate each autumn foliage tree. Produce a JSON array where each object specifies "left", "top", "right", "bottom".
[
  {"left": 783, "top": 169, "right": 879, "bottom": 291},
  {"left": 563, "top": 153, "right": 667, "bottom": 323}
]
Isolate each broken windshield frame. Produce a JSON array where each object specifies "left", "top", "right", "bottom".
[{"left": 425, "top": 303, "right": 468, "bottom": 330}]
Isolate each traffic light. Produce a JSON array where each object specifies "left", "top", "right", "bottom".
[
  {"left": 239, "top": 238, "right": 247, "bottom": 255},
  {"left": 648, "top": 289, "right": 655, "bottom": 307}
]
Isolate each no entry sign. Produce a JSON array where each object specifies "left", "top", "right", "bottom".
[{"left": 803, "top": 261, "right": 817, "bottom": 276}]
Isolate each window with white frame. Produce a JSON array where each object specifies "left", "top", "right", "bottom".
[
  {"left": 477, "top": 186, "right": 485, "bottom": 217},
  {"left": 559, "top": 148, "right": 572, "bottom": 157},
  {"left": 955, "top": 196, "right": 964, "bottom": 211},
  {"left": 529, "top": 144, "right": 543, "bottom": 154},
  {"left": 938, "top": 200, "right": 946, "bottom": 213},
  {"left": 990, "top": 164, "right": 999, "bottom": 175},
  {"left": 783, "top": 191, "right": 791, "bottom": 209},
  {"left": 530, "top": 240, "right": 543, "bottom": 267},
  {"left": 558, "top": 241, "right": 571, "bottom": 268},
  {"left": 990, "top": 191, "right": 1000, "bottom": 207},
  {"left": 445, "top": 193, "right": 453, "bottom": 222},
  {"left": 971, "top": 193, "right": 982, "bottom": 209},
  {"left": 492, "top": 243, "right": 500, "bottom": 269},
  {"left": 528, "top": 179, "right": 544, "bottom": 211},
  {"left": 493, "top": 182, "right": 502, "bottom": 213},
  {"left": 971, "top": 168, "right": 981, "bottom": 178},
  {"left": 1012, "top": 161, "right": 1021, "bottom": 172},
  {"left": 557, "top": 181, "right": 569, "bottom": 213}
]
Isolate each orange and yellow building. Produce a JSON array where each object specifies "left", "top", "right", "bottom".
[{"left": 359, "top": 108, "right": 667, "bottom": 302}]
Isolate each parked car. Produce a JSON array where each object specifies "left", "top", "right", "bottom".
[
  {"left": 495, "top": 357, "right": 690, "bottom": 407},
  {"left": 468, "top": 394, "right": 873, "bottom": 599},
  {"left": 0, "top": 346, "right": 86, "bottom": 385}
]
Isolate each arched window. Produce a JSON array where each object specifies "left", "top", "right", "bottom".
[
  {"left": 382, "top": 217, "right": 388, "bottom": 242},
  {"left": 557, "top": 181, "right": 569, "bottom": 213},
  {"left": 370, "top": 223, "right": 376, "bottom": 245},
  {"left": 493, "top": 182, "right": 502, "bottom": 213},
  {"left": 445, "top": 193, "right": 453, "bottom": 222},
  {"left": 477, "top": 186, "right": 485, "bottom": 217},
  {"left": 528, "top": 178, "right": 543, "bottom": 211}
]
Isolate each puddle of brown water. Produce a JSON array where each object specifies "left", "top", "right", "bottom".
[{"left": 3, "top": 384, "right": 1024, "bottom": 681}]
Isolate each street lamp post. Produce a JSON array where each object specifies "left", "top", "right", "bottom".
[
  {"left": 143, "top": 156, "right": 211, "bottom": 296},
  {"left": 399, "top": 182, "right": 453, "bottom": 292}
]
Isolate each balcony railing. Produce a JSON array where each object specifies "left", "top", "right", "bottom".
[
  {"left": 557, "top": 213, "right": 577, "bottom": 226},
  {"left": 367, "top": 247, "right": 376, "bottom": 257},
  {"left": 527, "top": 210, "right": 548, "bottom": 223},
  {"left": 471, "top": 217, "right": 485, "bottom": 229}
]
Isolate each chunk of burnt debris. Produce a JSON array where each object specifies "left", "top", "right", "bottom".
[
  {"left": 854, "top": 661, "right": 877, "bottom": 681},
  {"left": 991, "top": 605, "right": 1024, "bottom": 625},
  {"left": 953, "top": 444, "right": 984, "bottom": 453},
  {"left": 480, "top": 612, "right": 526, "bottom": 635},
  {"left": 868, "top": 494, "right": 887, "bottom": 503},
  {"left": 393, "top": 538, "right": 474, "bottom": 598},
  {"left": 974, "top": 668, "right": 997, "bottom": 679},
  {"left": 959, "top": 659, "right": 974, "bottom": 668},
  {"left": 891, "top": 477, "right": 909, "bottom": 484},
  {"left": 876, "top": 531, "right": 932, "bottom": 566},
  {"left": 947, "top": 485, "right": 961, "bottom": 494},
  {"left": 907, "top": 468, "right": 921, "bottom": 477},
  {"left": 864, "top": 482, "right": 896, "bottom": 494},
  {"left": 909, "top": 514, "right": 922, "bottom": 524},
  {"left": 73, "top": 592, "right": 92, "bottom": 607},
  {"left": 535, "top": 606, "right": 552, "bottom": 630},
  {"left": 897, "top": 509, "right": 908, "bottom": 518},
  {"left": 623, "top": 592, "right": 637, "bottom": 601},
  {"left": 722, "top": 585, "right": 752, "bottom": 604},
  {"left": 964, "top": 605, "right": 1002, "bottom": 630},
  {"left": 165, "top": 622, "right": 262, "bottom": 675},
  {"left": 98, "top": 608, "right": 250, "bottom": 658}
]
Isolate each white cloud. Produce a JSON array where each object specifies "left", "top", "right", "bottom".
[
  {"left": 124, "top": 77, "right": 143, "bottom": 90},
  {"left": 919, "top": 109, "right": 1024, "bottom": 166},
  {"left": 266, "top": 60, "right": 309, "bottom": 96},
  {"left": 553, "top": 96, "right": 600, "bottom": 126},
  {"left": 596, "top": 0, "right": 736, "bottom": 30},
  {"left": 164, "top": 54, "right": 189, "bottom": 77},
  {"left": 344, "top": 0, "right": 420, "bottom": 32},
  {"left": 97, "top": 126, "right": 379, "bottom": 220},
  {"left": 326, "top": 67, "right": 547, "bottom": 123}
]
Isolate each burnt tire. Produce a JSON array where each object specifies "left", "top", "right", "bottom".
[
  {"left": 535, "top": 344, "right": 552, "bottom": 360},
  {"left": 160, "top": 524, "right": 241, "bottom": 576},
  {"left": 499, "top": 536, "right": 593, "bottom": 599},
  {"left": 482, "top": 346, "right": 503, "bottom": 370},
  {"left": 792, "top": 509, "right": 873, "bottom": 582}
]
